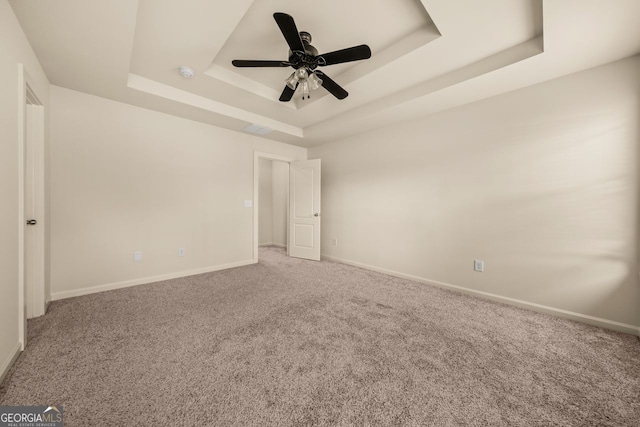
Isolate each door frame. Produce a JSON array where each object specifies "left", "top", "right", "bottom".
[
  {"left": 253, "top": 151, "right": 295, "bottom": 263},
  {"left": 18, "top": 64, "right": 46, "bottom": 349}
]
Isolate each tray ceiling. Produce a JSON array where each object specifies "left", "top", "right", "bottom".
[{"left": 9, "top": 0, "right": 640, "bottom": 147}]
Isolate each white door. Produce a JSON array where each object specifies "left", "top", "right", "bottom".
[
  {"left": 289, "top": 159, "right": 321, "bottom": 261},
  {"left": 25, "top": 104, "right": 45, "bottom": 318}
]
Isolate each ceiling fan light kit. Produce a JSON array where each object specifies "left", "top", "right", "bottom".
[
  {"left": 232, "top": 12, "right": 371, "bottom": 102},
  {"left": 284, "top": 67, "right": 323, "bottom": 99}
]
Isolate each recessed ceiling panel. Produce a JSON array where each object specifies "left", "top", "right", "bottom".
[{"left": 210, "top": 0, "right": 437, "bottom": 103}]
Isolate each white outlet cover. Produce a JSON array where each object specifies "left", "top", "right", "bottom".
[
  {"left": 178, "top": 248, "right": 185, "bottom": 257},
  {"left": 244, "top": 200, "right": 252, "bottom": 208},
  {"left": 134, "top": 251, "right": 143, "bottom": 262},
  {"left": 474, "top": 259, "right": 484, "bottom": 272}
]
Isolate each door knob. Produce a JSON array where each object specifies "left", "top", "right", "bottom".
[
  {"left": 314, "top": 213, "right": 319, "bottom": 217},
  {"left": 26, "top": 219, "right": 37, "bottom": 225}
]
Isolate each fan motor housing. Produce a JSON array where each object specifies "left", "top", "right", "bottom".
[{"left": 288, "top": 31, "right": 320, "bottom": 69}]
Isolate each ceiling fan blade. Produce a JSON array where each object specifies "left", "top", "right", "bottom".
[
  {"left": 279, "top": 84, "right": 297, "bottom": 102},
  {"left": 315, "top": 71, "right": 348, "bottom": 100},
  {"left": 273, "top": 13, "right": 304, "bottom": 53},
  {"left": 232, "top": 60, "right": 287, "bottom": 67},
  {"left": 318, "top": 44, "right": 371, "bottom": 66}
]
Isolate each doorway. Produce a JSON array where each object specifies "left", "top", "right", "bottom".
[
  {"left": 258, "top": 158, "right": 290, "bottom": 254},
  {"left": 253, "top": 152, "right": 322, "bottom": 262},
  {"left": 253, "top": 152, "right": 293, "bottom": 262}
]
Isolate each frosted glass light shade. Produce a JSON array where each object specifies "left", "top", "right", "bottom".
[
  {"left": 300, "top": 81, "right": 309, "bottom": 98},
  {"left": 285, "top": 72, "right": 298, "bottom": 90},
  {"left": 308, "top": 72, "right": 323, "bottom": 90}
]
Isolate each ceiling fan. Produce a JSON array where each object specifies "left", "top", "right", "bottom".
[{"left": 232, "top": 12, "right": 371, "bottom": 102}]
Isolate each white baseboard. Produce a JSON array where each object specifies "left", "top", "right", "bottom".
[
  {"left": 259, "top": 242, "right": 287, "bottom": 248},
  {"left": 0, "top": 342, "right": 21, "bottom": 384},
  {"left": 322, "top": 254, "right": 640, "bottom": 336},
  {"left": 51, "top": 259, "right": 256, "bottom": 301}
]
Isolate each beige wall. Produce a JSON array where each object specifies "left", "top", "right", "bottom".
[
  {"left": 258, "top": 159, "right": 273, "bottom": 245},
  {"left": 0, "top": 0, "right": 50, "bottom": 376},
  {"left": 258, "top": 159, "right": 289, "bottom": 246},
  {"left": 310, "top": 55, "right": 640, "bottom": 330},
  {"left": 271, "top": 161, "right": 289, "bottom": 247},
  {"left": 50, "top": 86, "right": 305, "bottom": 299}
]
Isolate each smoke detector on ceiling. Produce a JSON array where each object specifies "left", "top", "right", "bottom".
[{"left": 178, "top": 66, "right": 195, "bottom": 78}]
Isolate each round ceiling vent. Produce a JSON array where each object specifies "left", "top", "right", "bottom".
[{"left": 178, "top": 66, "right": 195, "bottom": 79}]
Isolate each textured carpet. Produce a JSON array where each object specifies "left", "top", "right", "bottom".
[{"left": 1, "top": 247, "right": 639, "bottom": 426}]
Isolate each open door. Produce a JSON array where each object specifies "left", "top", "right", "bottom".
[
  {"left": 25, "top": 104, "right": 46, "bottom": 319},
  {"left": 289, "top": 159, "right": 321, "bottom": 261}
]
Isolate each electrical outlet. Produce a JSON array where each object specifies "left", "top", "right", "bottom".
[
  {"left": 474, "top": 259, "right": 484, "bottom": 272},
  {"left": 134, "top": 251, "right": 143, "bottom": 262},
  {"left": 332, "top": 238, "right": 338, "bottom": 246},
  {"left": 178, "top": 248, "right": 185, "bottom": 257},
  {"left": 244, "top": 200, "right": 252, "bottom": 208}
]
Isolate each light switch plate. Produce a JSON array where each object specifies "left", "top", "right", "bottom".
[
  {"left": 244, "top": 200, "right": 252, "bottom": 208},
  {"left": 134, "top": 251, "right": 143, "bottom": 262}
]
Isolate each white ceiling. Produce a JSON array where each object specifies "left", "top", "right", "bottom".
[{"left": 9, "top": 0, "right": 640, "bottom": 147}]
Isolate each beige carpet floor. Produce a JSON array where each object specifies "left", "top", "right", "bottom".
[{"left": 1, "top": 247, "right": 639, "bottom": 426}]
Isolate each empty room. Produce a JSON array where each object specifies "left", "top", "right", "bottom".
[{"left": 1, "top": 0, "right": 639, "bottom": 425}]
